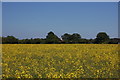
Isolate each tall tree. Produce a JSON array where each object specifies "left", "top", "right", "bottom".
[
  {"left": 95, "top": 32, "right": 110, "bottom": 44},
  {"left": 71, "top": 33, "right": 81, "bottom": 43},
  {"left": 61, "top": 33, "right": 81, "bottom": 43},
  {"left": 46, "top": 31, "right": 61, "bottom": 44},
  {"left": 61, "top": 33, "right": 71, "bottom": 43}
]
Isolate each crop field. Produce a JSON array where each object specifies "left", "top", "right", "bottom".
[{"left": 2, "top": 44, "right": 120, "bottom": 78}]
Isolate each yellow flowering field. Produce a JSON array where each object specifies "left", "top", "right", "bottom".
[{"left": 2, "top": 44, "right": 120, "bottom": 78}]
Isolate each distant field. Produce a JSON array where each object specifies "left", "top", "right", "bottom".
[{"left": 2, "top": 44, "right": 120, "bottom": 78}]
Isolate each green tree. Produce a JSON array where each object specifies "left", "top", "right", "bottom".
[
  {"left": 71, "top": 33, "right": 81, "bottom": 43},
  {"left": 46, "top": 31, "right": 61, "bottom": 44},
  {"left": 61, "top": 33, "right": 81, "bottom": 43},
  {"left": 61, "top": 33, "right": 71, "bottom": 43},
  {"left": 95, "top": 32, "right": 110, "bottom": 44},
  {"left": 2, "top": 36, "right": 18, "bottom": 44},
  {"left": 79, "top": 38, "right": 89, "bottom": 44},
  {"left": 33, "top": 38, "right": 41, "bottom": 44},
  {"left": 0, "top": 36, "right": 2, "bottom": 44}
]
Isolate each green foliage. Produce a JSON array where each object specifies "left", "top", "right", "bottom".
[
  {"left": 0, "top": 36, "right": 2, "bottom": 44},
  {"left": 61, "top": 33, "right": 81, "bottom": 43},
  {"left": 1, "top": 32, "right": 119, "bottom": 44},
  {"left": 46, "top": 31, "right": 61, "bottom": 44},
  {"left": 95, "top": 32, "right": 110, "bottom": 44},
  {"left": 79, "top": 39, "right": 89, "bottom": 44},
  {"left": 2, "top": 36, "right": 18, "bottom": 44},
  {"left": 61, "top": 33, "right": 71, "bottom": 43}
]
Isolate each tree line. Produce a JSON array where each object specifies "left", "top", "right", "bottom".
[{"left": 1, "top": 31, "right": 120, "bottom": 44}]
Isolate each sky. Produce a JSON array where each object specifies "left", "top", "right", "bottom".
[
  {"left": 2, "top": 2, "right": 118, "bottom": 39},
  {"left": 0, "top": 2, "right": 2, "bottom": 37},
  {"left": 1, "top": 0, "right": 120, "bottom": 2}
]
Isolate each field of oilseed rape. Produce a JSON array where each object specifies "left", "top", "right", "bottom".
[{"left": 2, "top": 44, "right": 120, "bottom": 78}]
